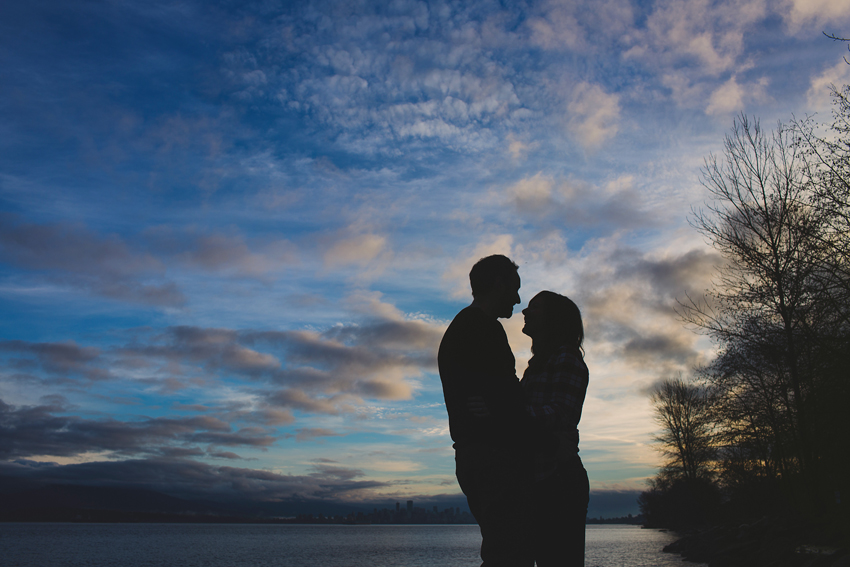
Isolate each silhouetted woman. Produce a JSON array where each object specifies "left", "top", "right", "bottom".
[{"left": 520, "top": 291, "right": 590, "bottom": 567}]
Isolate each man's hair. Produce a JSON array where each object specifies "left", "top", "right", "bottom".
[{"left": 469, "top": 254, "right": 519, "bottom": 298}]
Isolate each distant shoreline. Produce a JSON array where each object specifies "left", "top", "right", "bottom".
[{"left": 1, "top": 510, "right": 644, "bottom": 526}]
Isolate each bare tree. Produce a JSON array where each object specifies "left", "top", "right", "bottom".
[
  {"left": 681, "top": 115, "right": 826, "bottom": 485},
  {"left": 704, "top": 322, "right": 800, "bottom": 486},
  {"left": 792, "top": 86, "right": 850, "bottom": 507},
  {"left": 650, "top": 377, "right": 717, "bottom": 483},
  {"left": 794, "top": 85, "right": 850, "bottom": 328},
  {"left": 644, "top": 104, "right": 850, "bottom": 524}
]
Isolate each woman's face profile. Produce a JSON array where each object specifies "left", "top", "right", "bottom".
[{"left": 521, "top": 294, "right": 548, "bottom": 338}]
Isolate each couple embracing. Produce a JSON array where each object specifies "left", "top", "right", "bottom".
[{"left": 438, "top": 255, "right": 590, "bottom": 567}]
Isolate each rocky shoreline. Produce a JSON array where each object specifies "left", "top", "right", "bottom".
[{"left": 661, "top": 516, "right": 849, "bottom": 567}]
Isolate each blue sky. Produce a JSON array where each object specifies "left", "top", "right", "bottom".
[{"left": 2, "top": 0, "right": 850, "bottom": 517}]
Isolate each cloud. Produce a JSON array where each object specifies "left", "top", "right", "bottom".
[
  {"left": 508, "top": 173, "right": 555, "bottom": 214},
  {"left": 209, "top": 451, "right": 244, "bottom": 460},
  {"left": 620, "top": 329, "right": 701, "bottom": 366},
  {"left": 258, "top": 330, "right": 399, "bottom": 375},
  {"left": 222, "top": 1, "right": 533, "bottom": 157},
  {"left": 130, "top": 326, "right": 282, "bottom": 376},
  {"left": 326, "top": 294, "right": 444, "bottom": 353},
  {"left": 781, "top": 0, "right": 850, "bottom": 34},
  {"left": 612, "top": 248, "right": 721, "bottom": 297},
  {"left": 661, "top": 72, "right": 708, "bottom": 108},
  {"left": 287, "top": 428, "right": 344, "bottom": 442},
  {"left": 563, "top": 242, "right": 720, "bottom": 377},
  {"left": 527, "top": 10, "right": 584, "bottom": 51},
  {"left": 309, "top": 463, "right": 363, "bottom": 480},
  {"left": 524, "top": 0, "right": 634, "bottom": 52},
  {"left": 0, "top": 457, "right": 390, "bottom": 504},
  {"left": 251, "top": 327, "right": 422, "bottom": 402},
  {"left": 323, "top": 233, "right": 389, "bottom": 268},
  {"left": 0, "top": 218, "right": 186, "bottom": 307},
  {"left": 250, "top": 408, "right": 296, "bottom": 426},
  {"left": 123, "top": 323, "right": 424, "bottom": 409},
  {"left": 0, "top": 219, "right": 145, "bottom": 273},
  {"left": 807, "top": 60, "right": 850, "bottom": 112},
  {"left": 266, "top": 389, "right": 353, "bottom": 415},
  {"left": 504, "top": 174, "right": 653, "bottom": 232},
  {"left": 0, "top": 297, "right": 442, "bottom": 441},
  {"left": 145, "top": 228, "right": 298, "bottom": 278},
  {"left": 0, "top": 340, "right": 110, "bottom": 383},
  {"left": 706, "top": 76, "right": 745, "bottom": 115},
  {"left": 0, "top": 397, "right": 274, "bottom": 461},
  {"left": 129, "top": 299, "right": 439, "bottom": 409},
  {"left": 705, "top": 75, "right": 769, "bottom": 115},
  {"left": 629, "top": 0, "right": 764, "bottom": 76},
  {"left": 242, "top": 294, "right": 444, "bottom": 411},
  {"left": 623, "top": 0, "right": 772, "bottom": 112},
  {"left": 506, "top": 133, "right": 537, "bottom": 160},
  {"left": 567, "top": 82, "right": 621, "bottom": 148},
  {"left": 0, "top": 219, "right": 305, "bottom": 308}
]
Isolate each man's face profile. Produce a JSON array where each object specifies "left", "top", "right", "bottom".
[{"left": 494, "top": 272, "right": 521, "bottom": 318}]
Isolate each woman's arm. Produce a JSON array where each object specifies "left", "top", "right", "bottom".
[{"left": 524, "top": 349, "right": 588, "bottom": 430}]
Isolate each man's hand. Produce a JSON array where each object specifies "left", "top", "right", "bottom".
[{"left": 467, "top": 396, "right": 490, "bottom": 418}]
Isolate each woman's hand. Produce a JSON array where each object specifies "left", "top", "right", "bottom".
[{"left": 467, "top": 396, "right": 490, "bottom": 418}]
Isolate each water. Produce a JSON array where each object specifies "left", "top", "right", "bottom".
[{"left": 0, "top": 523, "right": 705, "bottom": 566}]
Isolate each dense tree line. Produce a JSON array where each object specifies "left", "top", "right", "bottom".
[{"left": 640, "top": 85, "right": 850, "bottom": 530}]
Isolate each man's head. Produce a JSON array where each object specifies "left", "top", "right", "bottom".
[{"left": 469, "top": 254, "right": 521, "bottom": 318}]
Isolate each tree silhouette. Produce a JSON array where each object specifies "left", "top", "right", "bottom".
[
  {"left": 644, "top": 103, "right": 850, "bottom": 527},
  {"left": 649, "top": 377, "right": 716, "bottom": 483}
]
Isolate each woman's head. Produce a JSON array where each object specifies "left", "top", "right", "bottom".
[{"left": 522, "top": 291, "right": 584, "bottom": 356}]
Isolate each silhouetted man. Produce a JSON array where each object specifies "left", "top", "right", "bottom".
[{"left": 438, "top": 254, "right": 532, "bottom": 567}]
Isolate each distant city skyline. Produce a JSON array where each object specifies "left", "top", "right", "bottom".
[
  {"left": 0, "top": 480, "right": 642, "bottom": 522},
  {"left": 2, "top": 0, "right": 850, "bottom": 517}
]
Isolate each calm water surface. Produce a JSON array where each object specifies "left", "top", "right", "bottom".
[{"left": 0, "top": 523, "right": 705, "bottom": 567}]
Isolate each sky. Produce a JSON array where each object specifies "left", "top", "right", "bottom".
[{"left": 2, "top": 0, "right": 850, "bottom": 518}]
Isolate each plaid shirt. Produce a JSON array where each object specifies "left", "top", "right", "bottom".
[{"left": 521, "top": 346, "right": 589, "bottom": 481}]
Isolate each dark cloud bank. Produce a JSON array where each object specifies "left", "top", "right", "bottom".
[{"left": 0, "top": 458, "right": 640, "bottom": 519}]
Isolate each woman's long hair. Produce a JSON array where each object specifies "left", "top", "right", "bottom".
[{"left": 527, "top": 291, "right": 584, "bottom": 370}]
